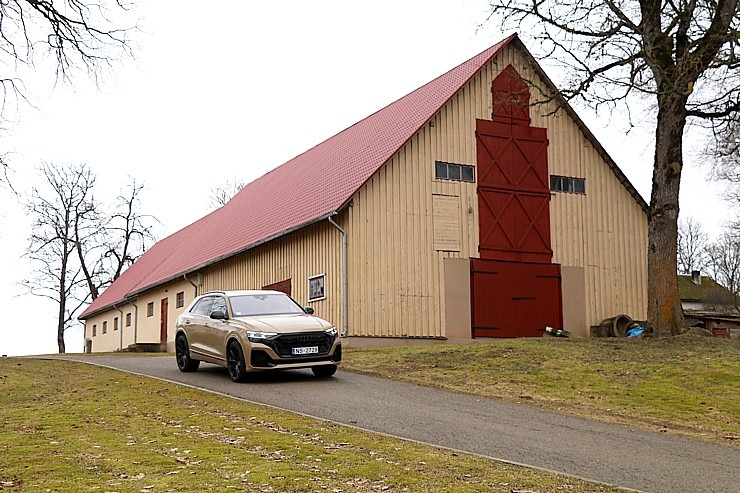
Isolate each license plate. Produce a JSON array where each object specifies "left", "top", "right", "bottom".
[{"left": 292, "top": 346, "right": 319, "bottom": 355}]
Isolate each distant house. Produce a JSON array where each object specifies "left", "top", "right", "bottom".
[
  {"left": 79, "top": 34, "right": 649, "bottom": 352},
  {"left": 679, "top": 271, "right": 740, "bottom": 339}
]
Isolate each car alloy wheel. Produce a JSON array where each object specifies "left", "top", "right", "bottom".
[
  {"left": 227, "top": 341, "right": 248, "bottom": 383},
  {"left": 176, "top": 335, "right": 200, "bottom": 372}
]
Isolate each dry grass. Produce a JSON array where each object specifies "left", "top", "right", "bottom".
[
  {"left": 0, "top": 358, "right": 625, "bottom": 492},
  {"left": 342, "top": 335, "right": 740, "bottom": 446}
]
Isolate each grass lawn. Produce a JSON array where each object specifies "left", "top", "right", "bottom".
[
  {"left": 0, "top": 358, "right": 625, "bottom": 493},
  {"left": 343, "top": 335, "right": 740, "bottom": 446}
]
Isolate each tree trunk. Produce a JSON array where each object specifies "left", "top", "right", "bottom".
[
  {"left": 57, "top": 318, "right": 66, "bottom": 353},
  {"left": 647, "top": 94, "right": 688, "bottom": 336},
  {"left": 57, "top": 285, "right": 67, "bottom": 353}
]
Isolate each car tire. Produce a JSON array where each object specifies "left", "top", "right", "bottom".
[
  {"left": 311, "top": 364, "right": 337, "bottom": 378},
  {"left": 176, "top": 335, "right": 200, "bottom": 372},
  {"left": 227, "top": 341, "right": 249, "bottom": 383}
]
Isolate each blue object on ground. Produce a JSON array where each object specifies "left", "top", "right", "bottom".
[{"left": 626, "top": 326, "right": 646, "bottom": 338}]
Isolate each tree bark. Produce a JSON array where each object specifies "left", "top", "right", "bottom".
[
  {"left": 648, "top": 93, "right": 688, "bottom": 336},
  {"left": 58, "top": 233, "right": 69, "bottom": 354}
]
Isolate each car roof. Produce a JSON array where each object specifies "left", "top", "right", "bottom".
[{"left": 201, "top": 290, "right": 285, "bottom": 297}]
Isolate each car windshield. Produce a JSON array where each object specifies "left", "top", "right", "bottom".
[{"left": 229, "top": 293, "right": 305, "bottom": 317}]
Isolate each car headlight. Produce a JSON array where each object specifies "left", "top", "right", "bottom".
[
  {"left": 246, "top": 331, "right": 278, "bottom": 343},
  {"left": 325, "top": 327, "right": 338, "bottom": 338}
]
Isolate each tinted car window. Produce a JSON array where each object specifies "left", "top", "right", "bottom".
[
  {"left": 230, "top": 293, "right": 305, "bottom": 316},
  {"left": 191, "top": 296, "right": 213, "bottom": 316}
]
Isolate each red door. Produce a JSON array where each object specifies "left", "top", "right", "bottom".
[
  {"left": 471, "top": 259, "right": 562, "bottom": 337},
  {"left": 262, "top": 278, "right": 292, "bottom": 296},
  {"left": 470, "top": 65, "right": 562, "bottom": 338},
  {"left": 476, "top": 119, "right": 552, "bottom": 263},
  {"left": 160, "top": 298, "right": 168, "bottom": 344}
]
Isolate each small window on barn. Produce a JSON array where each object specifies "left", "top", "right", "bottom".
[
  {"left": 435, "top": 161, "right": 448, "bottom": 179},
  {"left": 147, "top": 302, "right": 154, "bottom": 317},
  {"left": 308, "top": 274, "right": 326, "bottom": 302},
  {"left": 126, "top": 313, "right": 132, "bottom": 327},
  {"left": 461, "top": 166, "right": 474, "bottom": 182},
  {"left": 550, "top": 175, "right": 585, "bottom": 195},
  {"left": 435, "top": 161, "right": 475, "bottom": 183},
  {"left": 114, "top": 317, "right": 119, "bottom": 331},
  {"left": 176, "top": 291, "right": 185, "bottom": 308},
  {"left": 102, "top": 321, "right": 108, "bottom": 334},
  {"left": 92, "top": 324, "right": 97, "bottom": 337}
]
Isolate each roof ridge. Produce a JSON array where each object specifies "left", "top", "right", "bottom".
[{"left": 80, "top": 35, "right": 518, "bottom": 319}]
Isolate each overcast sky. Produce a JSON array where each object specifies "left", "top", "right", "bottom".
[{"left": 0, "top": 1, "right": 732, "bottom": 356}]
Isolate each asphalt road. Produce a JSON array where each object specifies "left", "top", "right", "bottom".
[{"left": 53, "top": 355, "right": 739, "bottom": 493}]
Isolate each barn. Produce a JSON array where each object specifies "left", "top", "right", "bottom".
[{"left": 79, "top": 34, "right": 648, "bottom": 352}]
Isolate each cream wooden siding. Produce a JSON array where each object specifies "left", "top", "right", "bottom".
[
  {"left": 85, "top": 43, "right": 648, "bottom": 345},
  {"left": 84, "top": 279, "right": 196, "bottom": 352},
  {"left": 344, "top": 42, "right": 647, "bottom": 337},
  {"left": 201, "top": 220, "right": 343, "bottom": 329}
]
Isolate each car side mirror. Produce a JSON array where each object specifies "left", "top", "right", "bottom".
[
  {"left": 210, "top": 310, "right": 228, "bottom": 320},
  {"left": 304, "top": 306, "right": 315, "bottom": 315}
]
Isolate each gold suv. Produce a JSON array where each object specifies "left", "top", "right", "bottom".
[{"left": 175, "top": 290, "right": 341, "bottom": 382}]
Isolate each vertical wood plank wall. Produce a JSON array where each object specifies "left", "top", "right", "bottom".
[
  {"left": 201, "top": 220, "right": 344, "bottom": 330},
  {"left": 344, "top": 43, "right": 647, "bottom": 337},
  {"left": 86, "top": 42, "right": 648, "bottom": 347}
]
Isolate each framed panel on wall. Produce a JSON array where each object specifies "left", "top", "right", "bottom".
[{"left": 308, "top": 274, "right": 326, "bottom": 302}]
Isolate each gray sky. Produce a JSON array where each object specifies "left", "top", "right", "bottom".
[{"left": 0, "top": 0, "right": 732, "bottom": 356}]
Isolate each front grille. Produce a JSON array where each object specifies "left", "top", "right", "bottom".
[{"left": 265, "top": 331, "right": 334, "bottom": 358}]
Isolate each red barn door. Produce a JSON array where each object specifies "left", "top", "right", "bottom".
[
  {"left": 476, "top": 119, "right": 553, "bottom": 263},
  {"left": 471, "top": 65, "right": 563, "bottom": 338}
]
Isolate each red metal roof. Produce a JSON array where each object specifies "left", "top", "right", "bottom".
[{"left": 80, "top": 35, "right": 516, "bottom": 318}]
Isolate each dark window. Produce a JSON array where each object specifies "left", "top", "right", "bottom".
[
  {"left": 176, "top": 291, "right": 185, "bottom": 308},
  {"left": 461, "top": 166, "right": 474, "bottom": 182},
  {"left": 435, "top": 161, "right": 448, "bottom": 179},
  {"left": 551, "top": 175, "right": 585, "bottom": 195},
  {"left": 147, "top": 302, "right": 154, "bottom": 317},
  {"left": 435, "top": 161, "right": 475, "bottom": 183},
  {"left": 448, "top": 164, "right": 461, "bottom": 180},
  {"left": 114, "top": 317, "right": 119, "bottom": 331},
  {"left": 92, "top": 324, "right": 97, "bottom": 337},
  {"left": 126, "top": 313, "right": 131, "bottom": 327},
  {"left": 102, "top": 321, "right": 108, "bottom": 334}
]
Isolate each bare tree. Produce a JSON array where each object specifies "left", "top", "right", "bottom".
[
  {"left": 24, "top": 162, "right": 156, "bottom": 352},
  {"left": 677, "top": 216, "right": 709, "bottom": 274},
  {"left": 104, "top": 177, "right": 157, "bottom": 283},
  {"left": 706, "top": 231, "right": 740, "bottom": 309},
  {"left": 24, "top": 163, "right": 97, "bottom": 353},
  {"left": 1, "top": 1, "right": 136, "bottom": 178},
  {"left": 711, "top": 123, "right": 740, "bottom": 207},
  {"left": 485, "top": 0, "right": 740, "bottom": 335},
  {"left": 209, "top": 178, "right": 245, "bottom": 209}
]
